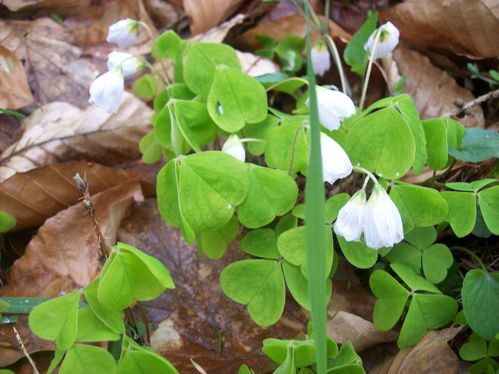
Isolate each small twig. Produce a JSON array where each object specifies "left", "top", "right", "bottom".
[
  {"left": 13, "top": 326, "right": 39, "bottom": 374},
  {"left": 445, "top": 88, "right": 499, "bottom": 118},
  {"left": 73, "top": 173, "right": 110, "bottom": 263}
]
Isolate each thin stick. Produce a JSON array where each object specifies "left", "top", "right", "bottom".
[
  {"left": 13, "top": 326, "right": 39, "bottom": 374},
  {"left": 444, "top": 88, "right": 499, "bottom": 118}
]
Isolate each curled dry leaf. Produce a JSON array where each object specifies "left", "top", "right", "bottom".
[
  {"left": 0, "top": 162, "right": 130, "bottom": 231},
  {"left": 191, "top": 13, "right": 245, "bottom": 43},
  {"left": 0, "top": 315, "right": 53, "bottom": 367},
  {"left": 237, "top": 51, "right": 279, "bottom": 77},
  {"left": 0, "top": 92, "right": 153, "bottom": 182},
  {"left": 0, "top": 46, "right": 33, "bottom": 109},
  {"left": 384, "top": 45, "right": 484, "bottom": 127},
  {"left": 369, "top": 327, "right": 462, "bottom": 374},
  {"left": 0, "top": 180, "right": 144, "bottom": 297},
  {"left": 118, "top": 199, "right": 308, "bottom": 373},
  {"left": 1, "top": 0, "right": 90, "bottom": 12},
  {"left": 328, "top": 311, "right": 398, "bottom": 352},
  {"left": 184, "top": 0, "right": 245, "bottom": 35},
  {"left": 143, "top": 0, "right": 185, "bottom": 29},
  {"left": 0, "top": 17, "right": 100, "bottom": 107},
  {"left": 382, "top": 0, "right": 499, "bottom": 59}
]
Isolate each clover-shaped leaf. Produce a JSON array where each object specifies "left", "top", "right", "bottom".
[
  {"left": 98, "top": 242, "right": 174, "bottom": 310},
  {"left": 237, "top": 165, "right": 298, "bottom": 229},
  {"left": 460, "top": 333, "right": 488, "bottom": 361},
  {"left": 28, "top": 289, "right": 81, "bottom": 350},
  {"left": 338, "top": 236, "right": 378, "bottom": 269},
  {"left": 328, "top": 341, "right": 364, "bottom": 374},
  {"left": 220, "top": 259, "right": 285, "bottom": 327},
  {"left": 462, "top": 269, "right": 499, "bottom": 341},
  {"left": 83, "top": 279, "right": 124, "bottom": 334},
  {"left": 199, "top": 216, "right": 239, "bottom": 260},
  {"left": 370, "top": 263, "right": 457, "bottom": 348},
  {"left": 207, "top": 66, "right": 268, "bottom": 132},
  {"left": 157, "top": 151, "right": 249, "bottom": 239},
  {"left": 263, "top": 338, "right": 316, "bottom": 369},
  {"left": 477, "top": 185, "right": 499, "bottom": 235},
  {"left": 76, "top": 308, "right": 120, "bottom": 342},
  {"left": 441, "top": 191, "right": 476, "bottom": 237},
  {"left": 240, "top": 228, "right": 280, "bottom": 260},
  {"left": 59, "top": 344, "right": 116, "bottom": 374}
]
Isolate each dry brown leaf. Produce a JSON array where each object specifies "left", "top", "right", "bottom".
[
  {"left": 329, "top": 279, "right": 376, "bottom": 322},
  {"left": 0, "top": 162, "right": 131, "bottom": 231},
  {"left": 384, "top": 45, "right": 484, "bottom": 127},
  {"left": 2, "top": 0, "right": 89, "bottom": 12},
  {"left": 382, "top": 0, "right": 499, "bottom": 58},
  {"left": 0, "top": 92, "right": 153, "bottom": 182},
  {"left": 118, "top": 199, "right": 308, "bottom": 373},
  {"left": 369, "top": 327, "right": 462, "bottom": 374},
  {"left": 237, "top": 51, "right": 280, "bottom": 77},
  {"left": 0, "top": 315, "right": 53, "bottom": 367},
  {"left": 328, "top": 311, "right": 398, "bottom": 352},
  {"left": 191, "top": 13, "right": 245, "bottom": 43},
  {"left": 0, "top": 114, "right": 21, "bottom": 154},
  {"left": 184, "top": 0, "right": 245, "bottom": 35},
  {"left": 240, "top": 15, "right": 350, "bottom": 50},
  {"left": 0, "top": 17, "right": 98, "bottom": 107},
  {"left": 143, "top": 0, "right": 185, "bottom": 28},
  {"left": 0, "top": 180, "right": 143, "bottom": 297},
  {"left": 0, "top": 46, "right": 33, "bottom": 109}
]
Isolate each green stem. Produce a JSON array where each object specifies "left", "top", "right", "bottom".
[
  {"left": 452, "top": 246, "right": 487, "bottom": 272},
  {"left": 304, "top": 2, "right": 328, "bottom": 374},
  {"left": 324, "top": 35, "right": 348, "bottom": 94},
  {"left": 359, "top": 28, "right": 380, "bottom": 110},
  {"left": 353, "top": 166, "right": 378, "bottom": 185},
  {"left": 288, "top": 125, "right": 306, "bottom": 176}
]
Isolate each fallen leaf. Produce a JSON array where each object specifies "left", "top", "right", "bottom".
[
  {"left": 0, "top": 92, "right": 153, "bottom": 182},
  {"left": 1, "top": 0, "right": 89, "bottom": 12},
  {"left": 184, "top": 0, "right": 245, "bottom": 35},
  {"left": 382, "top": 0, "right": 499, "bottom": 58},
  {"left": 0, "top": 114, "right": 22, "bottom": 154},
  {"left": 0, "top": 180, "right": 143, "bottom": 297},
  {"left": 384, "top": 45, "right": 484, "bottom": 127},
  {"left": 118, "top": 199, "right": 308, "bottom": 373},
  {"left": 329, "top": 279, "right": 376, "bottom": 322},
  {"left": 328, "top": 311, "right": 398, "bottom": 352},
  {"left": 0, "top": 17, "right": 98, "bottom": 107},
  {"left": 143, "top": 0, "right": 184, "bottom": 29},
  {"left": 237, "top": 51, "right": 279, "bottom": 77},
  {"left": 369, "top": 327, "right": 462, "bottom": 374},
  {"left": 0, "top": 162, "right": 130, "bottom": 231},
  {"left": 0, "top": 46, "right": 33, "bottom": 109},
  {"left": 191, "top": 13, "right": 245, "bottom": 43},
  {"left": 0, "top": 316, "right": 53, "bottom": 367}
]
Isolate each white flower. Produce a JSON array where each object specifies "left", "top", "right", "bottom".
[
  {"left": 88, "top": 68, "right": 124, "bottom": 113},
  {"left": 363, "top": 184, "right": 403, "bottom": 249},
  {"left": 364, "top": 22, "right": 400, "bottom": 60},
  {"left": 311, "top": 42, "right": 330, "bottom": 77},
  {"left": 315, "top": 86, "right": 356, "bottom": 131},
  {"left": 222, "top": 134, "right": 245, "bottom": 162},
  {"left": 334, "top": 190, "right": 366, "bottom": 241},
  {"left": 107, "top": 18, "right": 139, "bottom": 48},
  {"left": 107, "top": 51, "right": 144, "bottom": 78},
  {"left": 320, "top": 133, "right": 352, "bottom": 185}
]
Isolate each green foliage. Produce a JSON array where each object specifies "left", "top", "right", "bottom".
[
  {"left": 370, "top": 264, "right": 458, "bottom": 348},
  {"left": 459, "top": 334, "right": 499, "bottom": 374},
  {"left": 0, "top": 210, "right": 16, "bottom": 233},
  {"left": 59, "top": 344, "right": 116, "bottom": 374},
  {"left": 461, "top": 269, "right": 499, "bottom": 341},
  {"left": 152, "top": 30, "right": 182, "bottom": 59},
  {"left": 448, "top": 128, "right": 499, "bottom": 162},
  {"left": 343, "top": 11, "right": 378, "bottom": 76},
  {"left": 132, "top": 74, "right": 159, "bottom": 100},
  {"left": 422, "top": 117, "right": 464, "bottom": 170}
]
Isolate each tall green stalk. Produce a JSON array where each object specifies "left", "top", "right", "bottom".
[{"left": 304, "top": 4, "right": 328, "bottom": 374}]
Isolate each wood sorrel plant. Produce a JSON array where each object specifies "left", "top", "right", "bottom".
[{"left": 21, "top": 2, "right": 499, "bottom": 374}]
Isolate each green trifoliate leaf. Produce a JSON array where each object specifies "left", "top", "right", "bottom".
[
  {"left": 462, "top": 269, "right": 499, "bottom": 341},
  {"left": 390, "top": 185, "right": 449, "bottom": 233},
  {"left": 157, "top": 152, "right": 249, "bottom": 238},
  {"left": 243, "top": 115, "right": 279, "bottom": 156},
  {"left": 345, "top": 97, "right": 416, "bottom": 179},
  {"left": 59, "top": 344, "right": 116, "bottom": 374},
  {"left": 152, "top": 30, "right": 182, "bottom": 59},
  {"left": 384, "top": 242, "right": 421, "bottom": 273},
  {"left": 240, "top": 229, "right": 280, "bottom": 260},
  {"left": 207, "top": 66, "right": 268, "bottom": 132},
  {"left": 183, "top": 42, "right": 241, "bottom": 99},
  {"left": 237, "top": 165, "right": 298, "bottom": 229},
  {"left": 327, "top": 341, "right": 365, "bottom": 374},
  {"left": 460, "top": 333, "right": 488, "bottom": 361},
  {"left": 132, "top": 74, "right": 159, "bottom": 100},
  {"left": 28, "top": 290, "right": 80, "bottom": 350},
  {"left": 277, "top": 226, "right": 333, "bottom": 279},
  {"left": 83, "top": 279, "right": 124, "bottom": 334},
  {"left": 220, "top": 259, "right": 285, "bottom": 327},
  {"left": 262, "top": 338, "right": 316, "bottom": 368},
  {"left": 422, "top": 244, "right": 454, "bottom": 284},
  {"left": 404, "top": 226, "right": 437, "bottom": 249},
  {"left": 139, "top": 132, "right": 162, "bottom": 164},
  {"left": 98, "top": 242, "right": 174, "bottom": 310},
  {"left": 422, "top": 118, "right": 449, "bottom": 170},
  {"left": 477, "top": 185, "right": 499, "bottom": 235},
  {"left": 265, "top": 120, "right": 308, "bottom": 174},
  {"left": 448, "top": 128, "right": 499, "bottom": 162},
  {"left": 117, "top": 350, "right": 178, "bottom": 374},
  {"left": 199, "top": 215, "right": 239, "bottom": 260},
  {"left": 338, "top": 236, "right": 378, "bottom": 269},
  {"left": 76, "top": 308, "right": 120, "bottom": 342},
  {"left": 441, "top": 191, "right": 476, "bottom": 237}
]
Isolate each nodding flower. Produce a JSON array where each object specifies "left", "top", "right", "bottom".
[
  {"left": 320, "top": 132, "right": 353, "bottom": 185},
  {"left": 88, "top": 68, "right": 124, "bottom": 113},
  {"left": 222, "top": 134, "right": 246, "bottom": 163},
  {"left": 311, "top": 41, "right": 331, "bottom": 77},
  {"left": 107, "top": 18, "right": 140, "bottom": 49},
  {"left": 107, "top": 51, "right": 144, "bottom": 78},
  {"left": 334, "top": 189, "right": 366, "bottom": 242},
  {"left": 312, "top": 86, "right": 356, "bottom": 131},
  {"left": 364, "top": 21, "right": 400, "bottom": 60}
]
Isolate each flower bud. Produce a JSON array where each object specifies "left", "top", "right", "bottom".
[
  {"left": 222, "top": 135, "right": 245, "bottom": 162},
  {"left": 88, "top": 68, "right": 124, "bottom": 113},
  {"left": 311, "top": 41, "right": 331, "bottom": 77},
  {"left": 334, "top": 189, "right": 366, "bottom": 241},
  {"left": 314, "top": 86, "right": 355, "bottom": 131},
  {"left": 363, "top": 184, "right": 404, "bottom": 249},
  {"left": 320, "top": 132, "right": 353, "bottom": 185},
  {"left": 107, "top": 51, "right": 144, "bottom": 78},
  {"left": 364, "top": 21, "right": 400, "bottom": 60},
  {"left": 107, "top": 18, "right": 140, "bottom": 49}
]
